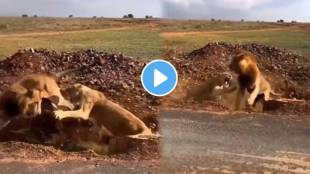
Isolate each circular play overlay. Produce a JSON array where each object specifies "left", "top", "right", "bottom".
[{"left": 141, "top": 60, "right": 178, "bottom": 97}]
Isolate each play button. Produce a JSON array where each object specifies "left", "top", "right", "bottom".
[
  {"left": 141, "top": 60, "right": 178, "bottom": 97},
  {"left": 154, "top": 69, "right": 168, "bottom": 87}
]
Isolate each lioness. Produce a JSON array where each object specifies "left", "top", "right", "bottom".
[
  {"left": 187, "top": 73, "right": 237, "bottom": 102},
  {"left": 229, "top": 50, "right": 281, "bottom": 106},
  {"left": 54, "top": 84, "right": 153, "bottom": 137}
]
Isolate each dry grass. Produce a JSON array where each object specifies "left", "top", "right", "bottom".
[{"left": 0, "top": 17, "right": 309, "bottom": 59}]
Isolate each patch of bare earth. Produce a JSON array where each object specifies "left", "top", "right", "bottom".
[{"left": 0, "top": 42, "right": 309, "bottom": 165}]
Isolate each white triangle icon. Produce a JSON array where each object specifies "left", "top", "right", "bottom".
[{"left": 154, "top": 69, "right": 168, "bottom": 87}]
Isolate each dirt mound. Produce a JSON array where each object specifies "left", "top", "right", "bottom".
[
  {"left": 1, "top": 44, "right": 308, "bottom": 116},
  {"left": 0, "top": 43, "right": 309, "bottom": 159},
  {"left": 174, "top": 42, "right": 310, "bottom": 100},
  {"left": 0, "top": 49, "right": 159, "bottom": 129},
  {"left": 0, "top": 49, "right": 160, "bottom": 159},
  {"left": 169, "top": 42, "right": 310, "bottom": 115}
]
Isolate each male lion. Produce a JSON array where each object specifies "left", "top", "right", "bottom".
[
  {"left": 229, "top": 50, "right": 281, "bottom": 106},
  {"left": 0, "top": 73, "right": 75, "bottom": 127},
  {"left": 54, "top": 84, "right": 153, "bottom": 137}
]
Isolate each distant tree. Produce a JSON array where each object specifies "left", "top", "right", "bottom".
[
  {"left": 211, "top": 18, "right": 215, "bottom": 22},
  {"left": 291, "top": 20, "right": 297, "bottom": 23},
  {"left": 123, "top": 15, "right": 128, "bottom": 18},
  {"left": 68, "top": 14, "right": 73, "bottom": 18},
  {"left": 145, "top": 15, "right": 149, "bottom": 19},
  {"left": 92, "top": 16, "right": 97, "bottom": 19},
  {"left": 21, "top": 14, "right": 28, "bottom": 18},
  {"left": 277, "top": 19, "right": 284, "bottom": 23},
  {"left": 33, "top": 14, "right": 38, "bottom": 18},
  {"left": 241, "top": 19, "right": 244, "bottom": 22},
  {"left": 128, "top": 14, "right": 134, "bottom": 18}
]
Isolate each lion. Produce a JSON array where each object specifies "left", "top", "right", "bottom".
[
  {"left": 187, "top": 73, "right": 237, "bottom": 102},
  {"left": 50, "top": 117, "right": 111, "bottom": 155},
  {"left": 0, "top": 88, "right": 40, "bottom": 127},
  {"left": 54, "top": 84, "right": 154, "bottom": 137},
  {"left": 0, "top": 72, "right": 75, "bottom": 126},
  {"left": 229, "top": 50, "right": 282, "bottom": 106}
]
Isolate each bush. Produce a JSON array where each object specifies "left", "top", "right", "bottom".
[
  {"left": 128, "top": 14, "right": 134, "bottom": 18},
  {"left": 145, "top": 15, "right": 153, "bottom": 19}
]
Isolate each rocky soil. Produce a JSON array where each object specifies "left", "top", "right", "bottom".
[
  {"left": 175, "top": 42, "right": 309, "bottom": 99},
  {"left": 0, "top": 49, "right": 160, "bottom": 129},
  {"left": 169, "top": 42, "right": 310, "bottom": 114},
  {"left": 0, "top": 42, "right": 309, "bottom": 163}
]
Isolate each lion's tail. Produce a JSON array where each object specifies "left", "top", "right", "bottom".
[{"left": 270, "top": 90, "right": 284, "bottom": 97}]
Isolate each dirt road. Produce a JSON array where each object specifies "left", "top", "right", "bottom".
[
  {"left": 160, "top": 27, "right": 299, "bottom": 37},
  {"left": 0, "top": 25, "right": 150, "bottom": 38},
  {"left": 160, "top": 110, "right": 310, "bottom": 173},
  {"left": 0, "top": 27, "right": 131, "bottom": 38},
  {"left": 0, "top": 26, "right": 297, "bottom": 38}
]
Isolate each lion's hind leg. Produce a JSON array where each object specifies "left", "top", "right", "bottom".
[
  {"left": 263, "top": 87, "right": 271, "bottom": 101},
  {"left": 262, "top": 79, "right": 271, "bottom": 101}
]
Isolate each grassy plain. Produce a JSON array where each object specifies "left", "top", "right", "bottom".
[{"left": 0, "top": 17, "right": 309, "bottom": 59}]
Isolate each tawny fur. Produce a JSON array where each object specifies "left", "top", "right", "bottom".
[
  {"left": 0, "top": 74, "right": 74, "bottom": 121},
  {"left": 229, "top": 50, "right": 278, "bottom": 106},
  {"left": 187, "top": 74, "right": 237, "bottom": 102},
  {"left": 54, "top": 84, "right": 153, "bottom": 137}
]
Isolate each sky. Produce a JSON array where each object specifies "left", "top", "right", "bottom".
[{"left": 0, "top": 0, "right": 309, "bottom": 22}]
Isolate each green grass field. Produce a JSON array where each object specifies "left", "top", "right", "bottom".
[{"left": 0, "top": 17, "right": 309, "bottom": 60}]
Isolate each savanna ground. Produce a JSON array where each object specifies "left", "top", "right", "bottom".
[
  {"left": 0, "top": 17, "right": 309, "bottom": 60},
  {"left": 0, "top": 17, "right": 309, "bottom": 173}
]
